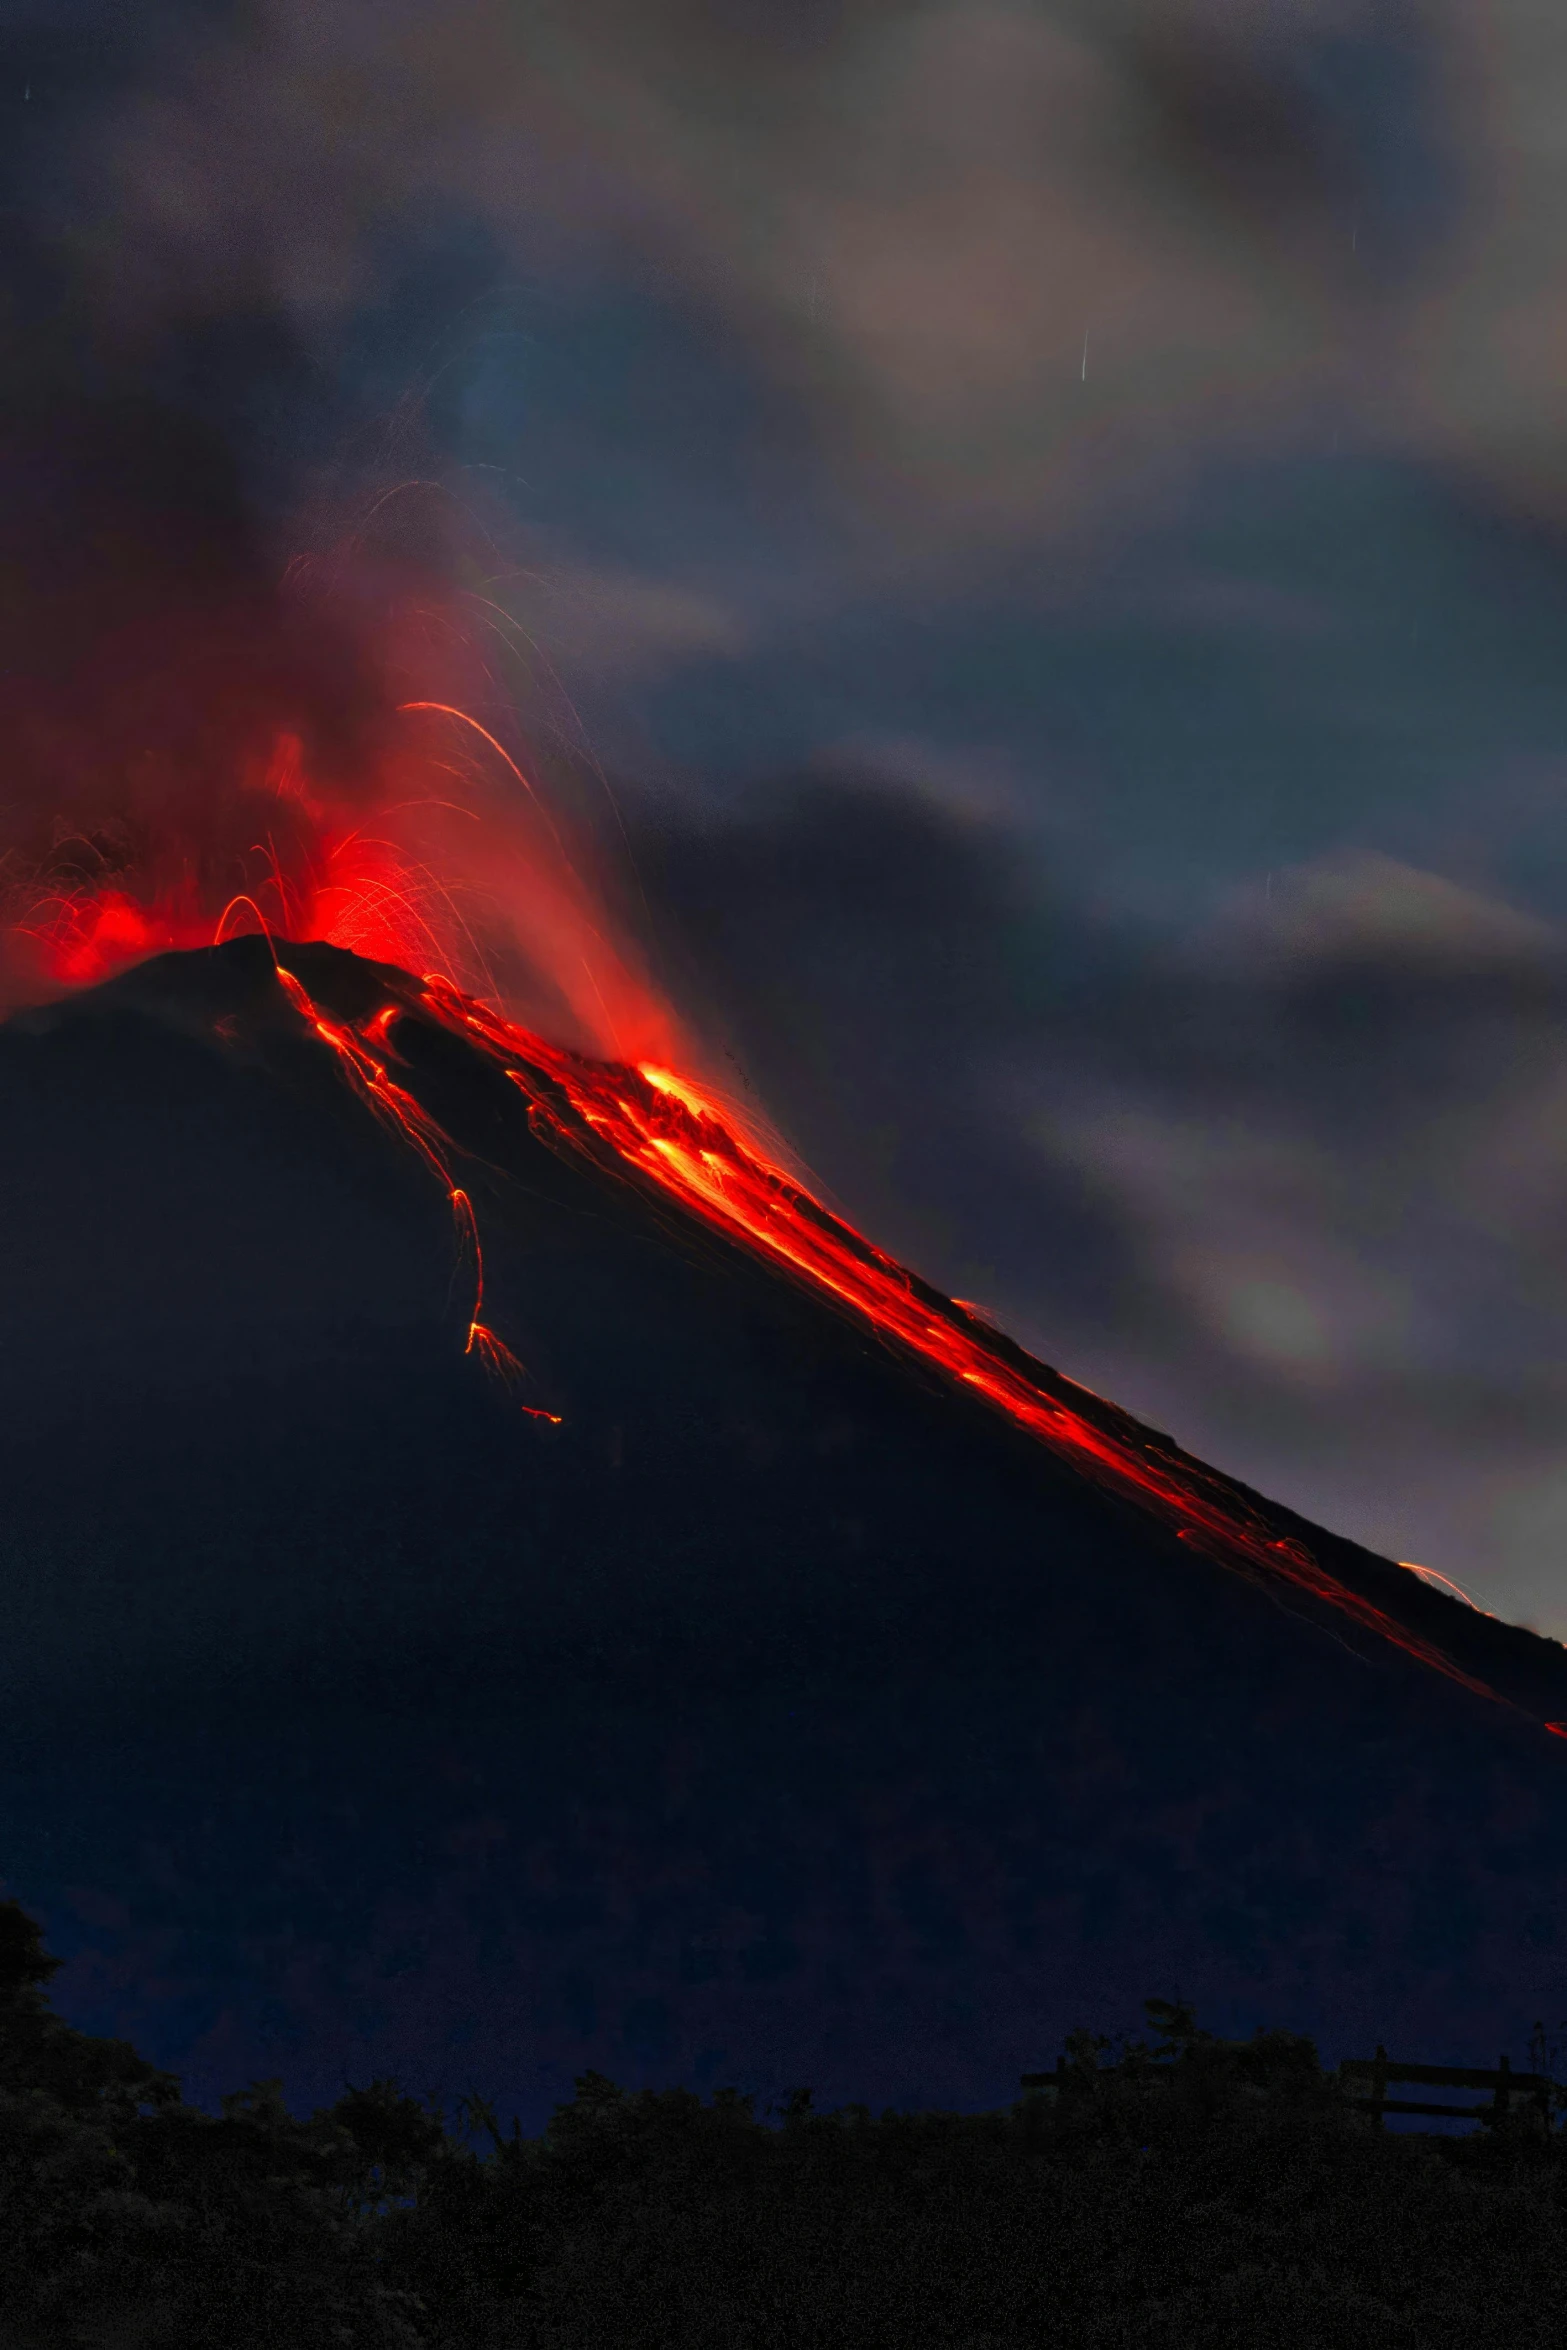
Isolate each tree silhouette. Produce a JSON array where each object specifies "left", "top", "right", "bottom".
[{"left": 1, "top": 1897, "right": 1564, "bottom": 2345}]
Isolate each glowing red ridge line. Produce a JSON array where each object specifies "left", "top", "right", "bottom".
[{"left": 390, "top": 972, "right": 1520, "bottom": 1719}]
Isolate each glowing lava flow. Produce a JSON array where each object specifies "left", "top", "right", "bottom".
[
  {"left": 259, "top": 959, "right": 1522, "bottom": 1722},
  {"left": 270, "top": 961, "right": 560, "bottom": 1420},
  {"left": 170, "top": 934, "right": 1540, "bottom": 1726}
]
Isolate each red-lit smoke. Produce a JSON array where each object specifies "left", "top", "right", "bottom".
[{"left": 3, "top": 711, "right": 682, "bottom": 1067}]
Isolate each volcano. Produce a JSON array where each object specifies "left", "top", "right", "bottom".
[{"left": 3, "top": 934, "right": 1567, "bottom": 2119}]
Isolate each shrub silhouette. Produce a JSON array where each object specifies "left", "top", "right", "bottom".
[
  {"left": 0, "top": 1899, "right": 428, "bottom": 2345},
  {"left": 2, "top": 1897, "right": 1566, "bottom": 2346}
]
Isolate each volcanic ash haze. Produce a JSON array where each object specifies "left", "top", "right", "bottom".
[{"left": 3, "top": 934, "right": 1567, "bottom": 2117}]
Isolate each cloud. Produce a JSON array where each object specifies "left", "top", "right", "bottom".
[
  {"left": 1399, "top": 1, "right": 1567, "bottom": 512},
  {"left": 486, "top": 556, "right": 750, "bottom": 687},
  {"left": 72, "top": 0, "right": 1487, "bottom": 549},
  {"left": 22, "top": 0, "right": 1567, "bottom": 560},
  {"left": 1211, "top": 849, "right": 1562, "bottom": 968}
]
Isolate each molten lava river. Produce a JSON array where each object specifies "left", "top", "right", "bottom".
[{"left": 198, "top": 937, "right": 1543, "bottom": 1734}]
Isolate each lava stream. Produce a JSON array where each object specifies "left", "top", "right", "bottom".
[{"left": 260, "top": 951, "right": 1530, "bottom": 1726}]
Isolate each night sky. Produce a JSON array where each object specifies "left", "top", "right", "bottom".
[{"left": 8, "top": 2, "right": 1567, "bottom": 1637}]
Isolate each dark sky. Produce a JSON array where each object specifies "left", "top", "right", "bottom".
[{"left": 9, "top": 0, "right": 1567, "bottom": 1631}]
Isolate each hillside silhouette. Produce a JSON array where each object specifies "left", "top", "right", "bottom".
[{"left": 1, "top": 936, "right": 1565, "bottom": 2119}]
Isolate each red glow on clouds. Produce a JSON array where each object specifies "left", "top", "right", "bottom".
[
  {"left": 35, "top": 891, "right": 164, "bottom": 985},
  {"left": 3, "top": 719, "right": 683, "bottom": 1067}
]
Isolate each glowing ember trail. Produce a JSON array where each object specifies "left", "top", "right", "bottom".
[
  {"left": 1399, "top": 1560, "right": 1493, "bottom": 1615},
  {"left": 268, "top": 956, "right": 560, "bottom": 1422},
  {"left": 239, "top": 944, "right": 1540, "bottom": 1728}
]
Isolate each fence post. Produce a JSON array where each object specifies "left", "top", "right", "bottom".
[{"left": 1370, "top": 2044, "right": 1388, "bottom": 2130}]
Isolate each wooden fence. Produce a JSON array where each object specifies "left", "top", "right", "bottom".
[
  {"left": 1021, "top": 2045, "right": 1555, "bottom": 2130},
  {"left": 1339, "top": 2048, "right": 1552, "bottom": 2130}
]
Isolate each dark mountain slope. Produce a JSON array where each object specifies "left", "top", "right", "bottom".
[{"left": 1, "top": 937, "right": 1565, "bottom": 2122}]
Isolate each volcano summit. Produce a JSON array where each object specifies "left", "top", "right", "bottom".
[{"left": 3, "top": 936, "right": 1566, "bottom": 2118}]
